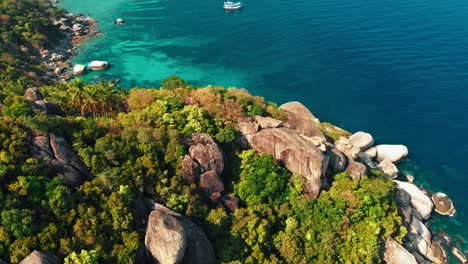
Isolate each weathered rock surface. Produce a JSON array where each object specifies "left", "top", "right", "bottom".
[
  {"left": 29, "top": 100, "right": 65, "bottom": 116},
  {"left": 24, "top": 88, "right": 44, "bottom": 101},
  {"left": 238, "top": 121, "right": 259, "bottom": 136},
  {"left": 325, "top": 143, "right": 347, "bottom": 174},
  {"left": 452, "top": 247, "right": 467, "bottom": 263},
  {"left": 409, "top": 216, "right": 432, "bottom": 246},
  {"left": 199, "top": 170, "right": 224, "bottom": 194},
  {"left": 19, "top": 250, "right": 60, "bottom": 264},
  {"left": 145, "top": 204, "right": 215, "bottom": 264},
  {"left": 345, "top": 158, "right": 367, "bottom": 180},
  {"left": 357, "top": 152, "right": 375, "bottom": 168},
  {"left": 335, "top": 137, "right": 360, "bottom": 160},
  {"left": 220, "top": 195, "right": 239, "bottom": 212},
  {"left": 377, "top": 159, "right": 399, "bottom": 179},
  {"left": 395, "top": 180, "right": 433, "bottom": 220},
  {"left": 349, "top": 131, "right": 374, "bottom": 151},
  {"left": 375, "top": 144, "right": 408, "bottom": 163},
  {"left": 73, "top": 64, "right": 86, "bottom": 75},
  {"left": 432, "top": 192, "right": 456, "bottom": 217},
  {"left": 246, "top": 127, "right": 328, "bottom": 198},
  {"left": 279, "top": 102, "right": 325, "bottom": 139},
  {"left": 30, "top": 134, "right": 91, "bottom": 187},
  {"left": 364, "top": 147, "right": 377, "bottom": 159},
  {"left": 181, "top": 155, "right": 200, "bottom": 183},
  {"left": 383, "top": 237, "right": 418, "bottom": 264},
  {"left": 187, "top": 133, "right": 224, "bottom": 174},
  {"left": 252, "top": 115, "right": 283, "bottom": 129},
  {"left": 88, "top": 60, "right": 109, "bottom": 70}
]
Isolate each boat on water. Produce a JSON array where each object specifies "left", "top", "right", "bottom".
[{"left": 224, "top": 1, "right": 243, "bottom": 10}]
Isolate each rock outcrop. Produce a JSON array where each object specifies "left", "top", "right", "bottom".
[
  {"left": 395, "top": 181, "right": 433, "bottom": 220},
  {"left": 30, "top": 134, "right": 91, "bottom": 187},
  {"left": 349, "top": 131, "right": 374, "bottom": 151},
  {"left": 252, "top": 115, "right": 283, "bottom": 129},
  {"left": 145, "top": 204, "right": 215, "bottom": 264},
  {"left": 383, "top": 237, "right": 418, "bottom": 264},
  {"left": 279, "top": 102, "right": 325, "bottom": 139},
  {"left": 88, "top": 60, "right": 109, "bottom": 70},
  {"left": 376, "top": 159, "right": 399, "bottom": 179},
  {"left": 375, "top": 144, "right": 408, "bottom": 163},
  {"left": 246, "top": 127, "right": 328, "bottom": 198},
  {"left": 19, "top": 250, "right": 60, "bottom": 264},
  {"left": 220, "top": 195, "right": 239, "bottom": 212},
  {"left": 431, "top": 192, "right": 456, "bottom": 217}
]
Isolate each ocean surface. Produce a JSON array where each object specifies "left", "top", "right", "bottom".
[{"left": 60, "top": 0, "right": 467, "bottom": 257}]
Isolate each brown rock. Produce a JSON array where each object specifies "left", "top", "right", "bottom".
[
  {"left": 220, "top": 195, "right": 239, "bottom": 212},
  {"left": 181, "top": 155, "right": 200, "bottom": 184},
  {"left": 238, "top": 121, "right": 259, "bottom": 136},
  {"left": 24, "top": 88, "right": 44, "bottom": 101},
  {"left": 279, "top": 102, "right": 325, "bottom": 139},
  {"left": 145, "top": 204, "right": 215, "bottom": 264},
  {"left": 188, "top": 133, "right": 224, "bottom": 174},
  {"left": 252, "top": 115, "right": 283, "bottom": 129},
  {"left": 19, "top": 250, "right": 60, "bottom": 264},
  {"left": 345, "top": 159, "right": 367, "bottom": 180},
  {"left": 325, "top": 143, "right": 347, "bottom": 174},
  {"left": 50, "top": 134, "right": 90, "bottom": 176},
  {"left": 246, "top": 127, "right": 328, "bottom": 198},
  {"left": 376, "top": 159, "right": 399, "bottom": 179},
  {"left": 432, "top": 192, "right": 456, "bottom": 217},
  {"left": 199, "top": 170, "right": 224, "bottom": 194}
]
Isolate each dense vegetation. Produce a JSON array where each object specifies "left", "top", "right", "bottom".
[{"left": 0, "top": 1, "right": 406, "bottom": 263}]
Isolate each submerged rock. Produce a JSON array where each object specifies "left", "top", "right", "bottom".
[
  {"left": 88, "top": 60, "right": 109, "bottom": 70},
  {"left": 452, "top": 247, "right": 467, "bottom": 263},
  {"left": 432, "top": 192, "right": 456, "bottom": 217}
]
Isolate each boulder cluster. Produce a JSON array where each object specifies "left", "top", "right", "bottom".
[{"left": 24, "top": 88, "right": 65, "bottom": 116}]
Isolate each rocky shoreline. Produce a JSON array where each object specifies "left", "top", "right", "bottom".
[{"left": 40, "top": 11, "right": 100, "bottom": 83}]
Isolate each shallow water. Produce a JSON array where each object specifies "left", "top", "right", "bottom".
[{"left": 60, "top": 0, "right": 467, "bottom": 257}]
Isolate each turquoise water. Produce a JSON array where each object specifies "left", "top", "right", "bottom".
[{"left": 60, "top": 0, "right": 467, "bottom": 256}]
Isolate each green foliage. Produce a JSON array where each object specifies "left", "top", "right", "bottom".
[
  {"left": 64, "top": 249, "right": 99, "bottom": 264},
  {"left": 161, "top": 75, "right": 191, "bottom": 90},
  {"left": 215, "top": 125, "right": 237, "bottom": 144},
  {"left": 2, "top": 100, "right": 34, "bottom": 117}
]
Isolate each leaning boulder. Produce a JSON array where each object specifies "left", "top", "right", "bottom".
[
  {"left": 375, "top": 144, "right": 408, "bottom": 163},
  {"left": 431, "top": 192, "right": 456, "bottom": 217},
  {"left": 246, "top": 127, "right": 328, "bottom": 198},
  {"left": 376, "top": 159, "right": 399, "bottom": 179},
  {"left": 395, "top": 181, "right": 433, "bottom": 220},
  {"left": 349, "top": 131, "right": 374, "bottom": 151},
  {"left": 279, "top": 102, "right": 325, "bottom": 139},
  {"left": 383, "top": 237, "right": 417, "bottom": 264},
  {"left": 145, "top": 204, "right": 215, "bottom": 264},
  {"left": 88, "top": 60, "right": 109, "bottom": 71},
  {"left": 19, "top": 250, "right": 60, "bottom": 264}
]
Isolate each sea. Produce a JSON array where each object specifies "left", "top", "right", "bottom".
[{"left": 59, "top": 0, "right": 467, "bottom": 258}]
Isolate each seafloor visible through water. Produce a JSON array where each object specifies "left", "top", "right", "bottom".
[{"left": 60, "top": 0, "right": 467, "bottom": 258}]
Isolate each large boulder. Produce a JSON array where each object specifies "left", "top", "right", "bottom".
[
  {"left": 187, "top": 133, "right": 224, "bottom": 174},
  {"left": 24, "top": 88, "right": 44, "bottom": 101},
  {"left": 220, "top": 195, "right": 239, "bottom": 212},
  {"left": 364, "top": 147, "right": 377, "bottom": 159},
  {"left": 30, "top": 100, "right": 65, "bottom": 116},
  {"left": 376, "top": 159, "right": 399, "bottom": 179},
  {"left": 145, "top": 204, "right": 215, "bottom": 264},
  {"left": 181, "top": 155, "right": 200, "bottom": 184},
  {"left": 325, "top": 143, "right": 347, "bottom": 174},
  {"left": 345, "top": 158, "right": 367, "bottom": 181},
  {"left": 279, "top": 102, "right": 325, "bottom": 140},
  {"left": 334, "top": 137, "right": 360, "bottom": 160},
  {"left": 246, "top": 127, "right": 328, "bottom": 198},
  {"left": 238, "top": 121, "right": 259, "bottom": 136},
  {"left": 19, "top": 250, "right": 60, "bottom": 264},
  {"left": 349, "top": 131, "right": 374, "bottom": 151},
  {"left": 383, "top": 237, "right": 418, "bottom": 264},
  {"left": 199, "top": 170, "right": 224, "bottom": 194},
  {"left": 375, "top": 144, "right": 408, "bottom": 163},
  {"left": 431, "top": 192, "right": 456, "bottom": 217},
  {"left": 409, "top": 215, "right": 431, "bottom": 245},
  {"left": 252, "top": 115, "right": 283, "bottom": 129},
  {"left": 73, "top": 64, "right": 86, "bottom": 75},
  {"left": 88, "top": 60, "right": 109, "bottom": 71},
  {"left": 395, "top": 181, "right": 433, "bottom": 220},
  {"left": 50, "top": 134, "right": 90, "bottom": 176}
]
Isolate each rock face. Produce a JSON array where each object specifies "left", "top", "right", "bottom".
[
  {"left": 73, "top": 64, "right": 86, "bottom": 75},
  {"left": 19, "top": 250, "right": 60, "bottom": 264},
  {"left": 375, "top": 144, "right": 408, "bottom": 163},
  {"left": 349, "top": 131, "right": 374, "bottom": 151},
  {"left": 30, "top": 134, "right": 91, "bottom": 187},
  {"left": 325, "top": 143, "right": 347, "bottom": 174},
  {"left": 145, "top": 204, "right": 215, "bottom": 264},
  {"left": 88, "top": 60, "right": 109, "bottom": 71},
  {"left": 376, "top": 159, "right": 399, "bottom": 179},
  {"left": 383, "top": 237, "right": 418, "bottom": 264},
  {"left": 238, "top": 121, "right": 259, "bottom": 136},
  {"left": 246, "top": 127, "right": 328, "bottom": 198},
  {"left": 24, "top": 88, "right": 44, "bottom": 101},
  {"left": 431, "top": 192, "right": 456, "bottom": 216},
  {"left": 279, "top": 102, "right": 325, "bottom": 139},
  {"left": 181, "top": 133, "right": 226, "bottom": 202},
  {"left": 395, "top": 180, "right": 433, "bottom": 220}
]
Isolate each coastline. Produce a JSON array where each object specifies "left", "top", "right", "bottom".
[{"left": 45, "top": 2, "right": 467, "bottom": 263}]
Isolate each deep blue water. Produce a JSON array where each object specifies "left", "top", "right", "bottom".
[{"left": 60, "top": 0, "right": 467, "bottom": 256}]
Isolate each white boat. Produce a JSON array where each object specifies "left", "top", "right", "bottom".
[{"left": 224, "top": 1, "right": 243, "bottom": 10}]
